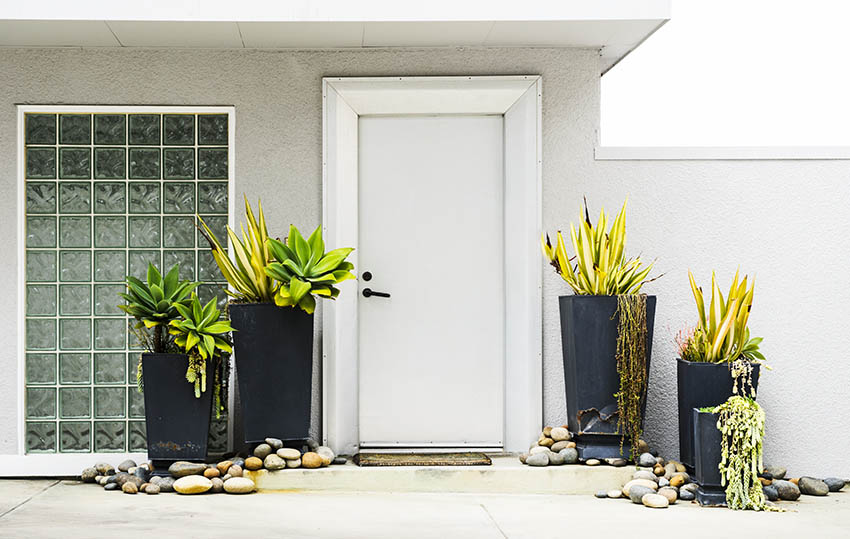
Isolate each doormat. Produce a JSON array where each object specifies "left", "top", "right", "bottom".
[{"left": 353, "top": 452, "right": 492, "bottom": 467}]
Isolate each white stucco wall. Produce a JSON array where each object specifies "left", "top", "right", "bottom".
[{"left": 0, "top": 47, "right": 846, "bottom": 479}]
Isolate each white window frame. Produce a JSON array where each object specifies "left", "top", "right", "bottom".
[{"left": 322, "top": 76, "right": 543, "bottom": 455}]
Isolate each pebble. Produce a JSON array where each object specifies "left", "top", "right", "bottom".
[
  {"left": 607, "top": 490, "right": 622, "bottom": 499},
  {"left": 679, "top": 489, "right": 695, "bottom": 501},
  {"left": 551, "top": 441, "right": 570, "bottom": 452},
  {"left": 595, "top": 490, "right": 608, "bottom": 498},
  {"left": 642, "top": 493, "right": 669, "bottom": 508},
  {"left": 680, "top": 483, "right": 698, "bottom": 494},
  {"left": 158, "top": 476, "right": 175, "bottom": 493},
  {"left": 333, "top": 457, "right": 347, "bottom": 466},
  {"left": 763, "top": 485, "right": 779, "bottom": 501},
  {"left": 758, "top": 477, "right": 772, "bottom": 486},
  {"left": 670, "top": 460, "right": 686, "bottom": 473},
  {"left": 139, "top": 482, "right": 150, "bottom": 492},
  {"left": 519, "top": 453, "right": 528, "bottom": 464},
  {"left": 550, "top": 427, "right": 570, "bottom": 441},
  {"left": 253, "top": 443, "right": 273, "bottom": 459},
  {"left": 606, "top": 458, "right": 627, "bottom": 467},
  {"left": 526, "top": 452, "right": 549, "bottom": 467},
  {"left": 210, "top": 477, "right": 224, "bottom": 493},
  {"left": 542, "top": 427, "right": 552, "bottom": 437},
  {"left": 95, "top": 462, "right": 115, "bottom": 476},
  {"left": 824, "top": 477, "right": 845, "bottom": 492},
  {"left": 265, "top": 438, "right": 284, "bottom": 450},
  {"left": 302, "top": 452, "right": 323, "bottom": 469},
  {"left": 146, "top": 483, "right": 160, "bottom": 495},
  {"left": 664, "top": 462, "right": 677, "bottom": 478},
  {"left": 228, "top": 465, "right": 243, "bottom": 477},
  {"left": 669, "top": 474, "right": 687, "bottom": 488},
  {"left": 133, "top": 467, "right": 148, "bottom": 481},
  {"left": 174, "top": 475, "right": 213, "bottom": 495},
  {"left": 97, "top": 477, "right": 108, "bottom": 486},
  {"left": 306, "top": 439, "right": 319, "bottom": 451},
  {"left": 622, "top": 479, "right": 658, "bottom": 497},
  {"left": 798, "top": 477, "right": 829, "bottom": 496},
  {"left": 264, "top": 454, "right": 286, "bottom": 471},
  {"left": 585, "top": 459, "right": 601, "bottom": 466},
  {"left": 317, "top": 446, "right": 335, "bottom": 466},
  {"left": 529, "top": 446, "right": 549, "bottom": 455},
  {"left": 168, "top": 461, "right": 207, "bottom": 478},
  {"left": 222, "top": 474, "right": 232, "bottom": 481},
  {"left": 629, "top": 485, "right": 655, "bottom": 504},
  {"left": 637, "top": 439, "right": 650, "bottom": 454},
  {"left": 773, "top": 479, "right": 801, "bottom": 501},
  {"left": 539, "top": 437, "right": 554, "bottom": 447},
  {"left": 122, "top": 482, "right": 138, "bottom": 494},
  {"left": 277, "top": 448, "right": 301, "bottom": 460},
  {"left": 80, "top": 467, "right": 98, "bottom": 482},
  {"left": 104, "top": 483, "right": 119, "bottom": 491},
  {"left": 548, "top": 451, "right": 566, "bottom": 466},
  {"left": 244, "top": 457, "right": 263, "bottom": 471},
  {"left": 224, "top": 477, "right": 256, "bottom": 494},
  {"left": 118, "top": 459, "right": 137, "bottom": 472},
  {"left": 764, "top": 466, "right": 786, "bottom": 480},
  {"left": 286, "top": 458, "right": 302, "bottom": 469},
  {"left": 653, "top": 464, "right": 665, "bottom": 476},
  {"left": 633, "top": 470, "right": 657, "bottom": 482},
  {"left": 559, "top": 448, "right": 579, "bottom": 464},
  {"left": 231, "top": 458, "right": 246, "bottom": 468},
  {"left": 658, "top": 477, "right": 670, "bottom": 488},
  {"left": 655, "top": 456, "right": 665, "bottom": 466},
  {"left": 657, "top": 487, "right": 678, "bottom": 504},
  {"left": 637, "top": 453, "right": 656, "bottom": 467},
  {"left": 216, "top": 461, "right": 233, "bottom": 475},
  {"left": 204, "top": 468, "right": 220, "bottom": 479}
]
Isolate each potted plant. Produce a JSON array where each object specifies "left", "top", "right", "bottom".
[
  {"left": 198, "top": 199, "right": 354, "bottom": 444},
  {"left": 676, "top": 270, "right": 764, "bottom": 471},
  {"left": 542, "top": 199, "right": 657, "bottom": 460}
]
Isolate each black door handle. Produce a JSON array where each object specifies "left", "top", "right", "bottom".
[{"left": 362, "top": 288, "right": 390, "bottom": 298}]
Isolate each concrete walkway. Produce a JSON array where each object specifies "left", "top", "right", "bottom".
[{"left": 0, "top": 479, "right": 847, "bottom": 538}]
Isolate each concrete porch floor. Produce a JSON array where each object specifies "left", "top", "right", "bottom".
[{"left": 1, "top": 479, "right": 848, "bottom": 538}]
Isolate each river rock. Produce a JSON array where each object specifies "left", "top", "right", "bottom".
[
  {"left": 80, "top": 467, "right": 98, "bottom": 482},
  {"left": 265, "top": 437, "right": 284, "bottom": 450},
  {"left": 629, "top": 485, "right": 655, "bottom": 504},
  {"left": 104, "top": 483, "right": 119, "bottom": 491},
  {"left": 264, "top": 454, "right": 286, "bottom": 471},
  {"left": 118, "top": 459, "right": 136, "bottom": 472},
  {"left": 633, "top": 470, "right": 657, "bottom": 482},
  {"left": 228, "top": 464, "right": 243, "bottom": 477},
  {"left": 317, "top": 446, "right": 335, "bottom": 466},
  {"left": 168, "top": 461, "right": 207, "bottom": 478},
  {"left": 551, "top": 441, "right": 570, "bottom": 452},
  {"left": 606, "top": 458, "right": 627, "bottom": 467},
  {"left": 559, "top": 447, "right": 579, "bottom": 464},
  {"left": 216, "top": 461, "right": 233, "bottom": 475},
  {"left": 824, "top": 477, "right": 845, "bottom": 492},
  {"left": 210, "top": 477, "right": 224, "bottom": 493},
  {"left": 97, "top": 477, "right": 108, "bottom": 486},
  {"left": 548, "top": 451, "right": 566, "bottom": 466},
  {"left": 133, "top": 467, "right": 149, "bottom": 482},
  {"left": 658, "top": 477, "right": 669, "bottom": 488},
  {"left": 139, "top": 482, "right": 150, "bottom": 493},
  {"left": 763, "top": 485, "right": 779, "bottom": 501},
  {"left": 585, "top": 459, "right": 601, "bottom": 466},
  {"left": 798, "top": 477, "right": 829, "bottom": 496},
  {"left": 637, "top": 453, "right": 656, "bottom": 467},
  {"left": 764, "top": 466, "right": 786, "bottom": 480},
  {"left": 122, "top": 482, "right": 138, "bottom": 494},
  {"left": 306, "top": 439, "right": 319, "bottom": 451},
  {"left": 607, "top": 490, "right": 622, "bottom": 499},
  {"left": 333, "top": 457, "right": 347, "bottom": 465},
  {"left": 302, "top": 452, "right": 323, "bottom": 469},
  {"left": 146, "top": 483, "right": 161, "bottom": 495},
  {"left": 519, "top": 453, "right": 528, "bottom": 464},
  {"left": 253, "top": 443, "right": 273, "bottom": 459},
  {"left": 679, "top": 488, "right": 695, "bottom": 501},
  {"left": 653, "top": 464, "right": 665, "bottom": 476},
  {"left": 539, "top": 437, "right": 554, "bottom": 447},
  {"left": 224, "top": 477, "right": 256, "bottom": 494},
  {"left": 670, "top": 473, "right": 688, "bottom": 488},
  {"left": 231, "top": 458, "right": 246, "bottom": 468},
  {"left": 637, "top": 439, "right": 650, "bottom": 454},
  {"left": 657, "top": 487, "right": 678, "bottom": 504},
  {"left": 642, "top": 493, "right": 669, "bottom": 508},
  {"left": 222, "top": 474, "right": 232, "bottom": 481},
  {"left": 174, "top": 475, "right": 213, "bottom": 495},
  {"left": 277, "top": 448, "right": 301, "bottom": 460},
  {"left": 204, "top": 467, "right": 220, "bottom": 479},
  {"left": 529, "top": 446, "right": 549, "bottom": 455},
  {"left": 95, "top": 462, "right": 115, "bottom": 476},
  {"left": 773, "top": 479, "right": 801, "bottom": 501},
  {"left": 286, "top": 458, "right": 302, "bottom": 469},
  {"left": 244, "top": 457, "right": 263, "bottom": 471},
  {"left": 623, "top": 479, "right": 658, "bottom": 497},
  {"left": 526, "top": 452, "right": 549, "bottom": 467},
  {"left": 158, "top": 476, "right": 175, "bottom": 493},
  {"left": 595, "top": 490, "right": 608, "bottom": 498},
  {"left": 550, "top": 427, "right": 570, "bottom": 441}
]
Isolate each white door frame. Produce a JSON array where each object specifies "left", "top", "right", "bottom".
[{"left": 321, "top": 76, "right": 543, "bottom": 455}]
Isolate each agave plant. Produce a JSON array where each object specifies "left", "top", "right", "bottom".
[
  {"left": 264, "top": 224, "right": 355, "bottom": 314},
  {"left": 541, "top": 199, "right": 655, "bottom": 295},
  {"left": 687, "top": 269, "right": 764, "bottom": 363},
  {"left": 197, "top": 197, "right": 277, "bottom": 303},
  {"left": 118, "top": 263, "right": 198, "bottom": 353},
  {"left": 169, "top": 293, "right": 234, "bottom": 398}
]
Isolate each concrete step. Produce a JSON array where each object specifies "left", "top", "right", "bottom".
[{"left": 244, "top": 455, "right": 633, "bottom": 495}]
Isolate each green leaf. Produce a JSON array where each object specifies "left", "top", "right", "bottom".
[
  {"left": 288, "top": 277, "right": 311, "bottom": 305},
  {"left": 147, "top": 263, "right": 162, "bottom": 287},
  {"left": 312, "top": 247, "right": 354, "bottom": 274}
]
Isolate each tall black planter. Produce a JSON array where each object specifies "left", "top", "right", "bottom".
[
  {"left": 693, "top": 409, "right": 726, "bottom": 506},
  {"left": 229, "top": 303, "right": 314, "bottom": 444},
  {"left": 677, "top": 359, "right": 760, "bottom": 471},
  {"left": 559, "top": 295, "right": 656, "bottom": 460},
  {"left": 142, "top": 353, "right": 212, "bottom": 468}
]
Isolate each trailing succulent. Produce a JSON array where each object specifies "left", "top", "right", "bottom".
[{"left": 614, "top": 294, "right": 649, "bottom": 458}]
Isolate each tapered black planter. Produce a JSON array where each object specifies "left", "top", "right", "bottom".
[
  {"left": 229, "top": 303, "right": 313, "bottom": 444},
  {"left": 693, "top": 409, "right": 726, "bottom": 506},
  {"left": 677, "top": 359, "right": 760, "bottom": 471},
  {"left": 142, "top": 353, "right": 212, "bottom": 469},
  {"left": 559, "top": 295, "right": 656, "bottom": 460}
]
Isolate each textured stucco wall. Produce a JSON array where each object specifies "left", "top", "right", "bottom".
[{"left": 0, "top": 47, "right": 847, "bottom": 479}]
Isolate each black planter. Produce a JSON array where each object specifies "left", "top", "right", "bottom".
[
  {"left": 229, "top": 303, "right": 314, "bottom": 444},
  {"left": 677, "top": 359, "right": 760, "bottom": 471},
  {"left": 559, "top": 295, "right": 656, "bottom": 460},
  {"left": 693, "top": 409, "right": 726, "bottom": 506},
  {"left": 142, "top": 353, "right": 212, "bottom": 469}
]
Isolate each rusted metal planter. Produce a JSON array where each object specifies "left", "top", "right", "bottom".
[{"left": 558, "top": 295, "right": 656, "bottom": 460}]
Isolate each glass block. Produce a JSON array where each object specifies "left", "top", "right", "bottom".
[
  {"left": 26, "top": 182, "right": 56, "bottom": 213},
  {"left": 163, "top": 114, "right": 195, "bottom": 145},
  {"left": 128, "top": 386, "right": 145, "bottom": 418},
  {"left": 198, "top": 148, "right": 228, "bottom": 179},
  {"left": 59, "top": 216, "right": 91, "bottom": 248},
  {"left": 128, "top": 182, "right": 160, "bottom": 213},
  {"left": 95, "top": 387, "right": 125, "bottom": 418},
  {"left": 128, "top": 216, "right": 161, "bottom": 248},
  {"left": 26, "top": 113, "right": 56, "bottom": 144},
  {"left": 26, "top": 318, "right": 56, "bottom": 350},
  {"left": 95, "top": 284, "right": 125, "bottom": 316},
  {"left": 95, "top": 353, "right": 125, "bottom": 384},
  {"left": 26, "top": 216, "right": 56, "bottom": 247},
  {"left": 128, "top": 114, "right": 161, "bottom": 145},
  {"left": 26, "top": 251, "right": 57, "bottom": 282},
  {"left": 128, "top": 420, "right": 146, "bottom": 451},
  {"left": 164, "top": 148, "right": 195, "bottom": 180},
  {"left": 59, "top": 114, "right": 91, "bottom": 144},
  {"left": 164, "top": 183, "right": 195, "bottom": 213},
  {"left": 58, "top": 182, "right": 91, "bottom": 213},
  {"left": 58, "top": 148, "right": 91, "bottom": 179},
  {"left": 208, "top": 418, "right": 228, "bottom": 453},
  {"left": 26, "top": 422, "right": 56, "bottom": 452},
  {"left": 59, "top": 421, "right": 91, "bottom": 452},
  {"left": 198, "top": 114, "right": 228, "bottom": 145},
  {"left": 26, "top": 353, "right": 56, "bottom": 385},
  {"left": 164, "top": 250, "right": 195, "bottom": 280},
  {"left": 94, "top": 148, "right": 126, "bottom": 179},
  {"left": 94, "top": 182, "right": 126, "bottom": 213},
  {"left": 26, "top": 388, "right": 56, "bottom": 419},
  {"left": 198, "top": 182, "right": 228, "bottom": 213},
  {"left": 59, "top": 388, "right": 90, "bottom": 419},
  {"left": 94, "top": 251, "right": 125, "bottom": 282},
  {"left": 128, "top": 353, "right": 142, "bottom": 380},
  {"left": 163, "top": 216, "right": 196, "bottom": 248},
  {"left": 198, "top": 251, "right": 222, "bottom": 282},
  {"left": 94, "top": 216, "right": 126, "bottom": 248},
  {"left": 26, "top": 147, "right": 56, "bottom": 179},
  {"left": 60, "top": 353, "right": 91, "bottom": 384},
  {"left": 129, "top": 250, "right": 160, "bottom": 280},
  {"left": 95, "top": 318, "right": 126, "bottom": 350},
  {"left": 94, "top": 114, "right": 126, "bottom": 145},
  {"left": 198, "top": 215, "right": 228, "bottom": 245},
  {"left": 59, "top": 318, "right": 91, "bottom": 350},
  {"left": 95, "top": 421, "right": 125, "bottom": 452},
  {"left": 59, "top": 284, "right": 91, "bottom": 316},
  {"left": 128, "top": 148, "right": 161, "bottom": 179},
  {"left": 198, "top": 283, "right": 228, "bottom": 311},
  {"left": 59, "top": 251, "right": 91, "bottom": 282},
  {"left": 26, "top": 284, "right": 56, "bottom": 316}
]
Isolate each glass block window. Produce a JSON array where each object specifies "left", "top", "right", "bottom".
[{"left": 22, "top": 108, "right": 232, "bottom": 454}]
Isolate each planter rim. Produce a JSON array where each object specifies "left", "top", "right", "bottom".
[
  {"left": 676, "top": 357, "right": 759, "bottom": 367},
  {"left": 558, "top": 294, "right": 656, "bottom": 298}
]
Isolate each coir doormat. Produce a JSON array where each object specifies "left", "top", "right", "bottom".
[{"left": 353, "top": 452, "right": 492, "bottom": 467}]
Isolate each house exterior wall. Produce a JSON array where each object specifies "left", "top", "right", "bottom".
[{"left": 0, "top": 47, "right": 846, "bottom": 478}]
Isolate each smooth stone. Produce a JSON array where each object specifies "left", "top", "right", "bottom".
[
  {"left": 228, "top": 465, "right": 243, "bottom": 477},
  {"left": 277, "top": 448, "right": 301, "bottom": 460},
  {"left": 633, "top": 470, "right": 657, "bottom": 482},
  {"left": 658, "top": 487, "right": 678, "bottom": 504},
  {"left": 669, "top": 460, "right": 686, "bottom": 473},
  {"left": 670, "top": 473, "right": 688, "bottom": 488},
  {"left": 529, "top": 446, "right": 549, "bottom": 455},
  {"left": 653, "top": 465, "right": 665, "bottom": 476},
  {"left": 216, "top": 461, "right": 233, "bottom": 475},
  {"left": 265, "top": 438, "right": 284, "bottom": 450},
  {"left": 244, "top": 457, "right": 263, "bottom": 471},
  {"left": 146, "top": 483, "right": 161, "bottom": 495},
  {"left": 231, "top": 458, "right": 245, "bottom": 468},
  {"left": 637, "top": 439, "right": 650, "bottom": 454},
  {"left": 585, "top": 459, "right": 601, "bottom": 466},
  {"left": 548, "top": 451, "right": 566, "bottom": 466},
  {"left": 95, "top": 462, "right": 115, "bottom": 476},
  {"left": 104, "top": 483, "right": 119, "bottom": 491},
  {"left": 542, "top": 427, "right": 552, "bottom": 437},
  {"left": 139, "top": 482, "right": 150, "bottom": 493},
  {"left": 637, "top": 452, "right": 656, "bottom": 467},
  {"left": 773, "top": 479, "right": 801, "bottom": 501},
  {"left": 174, "top": 475, "right": 213, "bottom": 495},
  {"left": 759, "top": 471, "right": 773, "bottom": 480},
  {"left": 204, "top": 468, "right": 220, "bottom": 479},
  {"left": 317, "top": 446, "right": 335, "bottom": 466},
  {"left": 224, "top": 477, "right": 256, "bottom": 494},
  {"left": 606, "top": 458, "right": 627, "bottom": 467},
  {"left": 286, "top": 458, "right": 302, "bottom": 469},
  {"left": 628, "top": 485, "right": 655, "bottom": 504},
  {"left": 80, "top": 467, "right": 98, "bottom": 482},
  {"left": 824, "top": 477, "right": 845, "bottom": 492},
  {"left": 122, "top": 482, "right": 138, "bottom": 494},
  {"left": 798, "top": 477, "right": 829, "bottom": 496},
  {"left": 133, "top": 467, "right": 149, "bottom": 481},
  {"left": 118, "top": 459, "right": 136, "bottom": 472},
  {"left": 210, "top": 477, "right": 224, "bottom": 493},
  {"left": 559, "top": 447, "right": 579, "bottom": 464},
  {"left": 526, "top": 452, "right": 549, "bottom": 467},
  {"left": 655, "top": 456, "right": 665, "bottom": 466},
  {"left": 97, "top": 477, "right": 108, "bottom": 486},
  {"left": 264, "top": 454, "right": 286, "bottom": 471},
  {"left": 302, "top": 452, "right": 323, "bottom": 469},
  {"left": 607, "top": 490, "right": 622, "bottom": 499},
  {"left": 117, "top": 474, "right": 143, "bottom": 488},
  {"left": 222, "top": 474, "right": 232, "bottom": 481},
  {"left": 622, "top": 479, "right": 659, "bottom": 497},
  {"left": 158, "top": 476, "right": 175, "bottom": 493},
  {"left": 333, "top": 457, "right": 347, "bottom": 466},
  {"left": 759, "top": 477, "right": 772, "bottom": 486},
  {"left": 519, "top": 453, "right": 529, "bottom": 464},
  {"left": 551, "top": 441, "right": 570, "bottom": 452},
  {"left": 765, "top": 466, "right": 786, "bottom": 480},
  {"left": 658, "top": 477, "right": 670, "bottom": 488},
  {"left": 679, "top": 489, "right": 695, "bottom": 501},
  {"left": 763, "top": 485, "right": 779, "bottom": 501},
  {"left": 168, "top": 461, "right": 207, "bottom": 478},
  {"left": 539, "top": 437, "right": 554, "bottom": 447},
  {"left": 664, "top": 462, "right": 677, "bottom": 478},
  {"left": 680, "top": 482, "right": 698, "bottom": 494},
  {"left": 253, "top": 444, "right": 273, "bottom": 459},
  {"left": 595, "top": 490, "right": 608, "bottom": 498},
  {"left": 642, "top": 493, "right": 669, "bottom": 508},
  {"left": 550, "top": 427, "right": 570, "bottom": 441},
  {"left": 306, "top": 439, "right": 319, "bottom": 451}
]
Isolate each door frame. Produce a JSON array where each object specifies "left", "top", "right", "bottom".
[{"left": 322, "top": 76, "right": 543, "bottom": 455}]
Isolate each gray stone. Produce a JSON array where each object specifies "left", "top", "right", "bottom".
[
  {"left": 332, "top": 457, "right": 347, "bottom": 466},
  {"left": 168, "top": 461, "right": 207, "bottom": 478},
  {"left": 559, "top": 447, "right": 579, "bottom": 464},
  {"left": 763, "top": 485, "right": 779, "bottom": 501},
  {"left": 526, "top": 452, "right": 549, "bottom": 466},
  {"left": 529, "top": 446, "right": 549, "bottom": 455},
  {"left": 286, "top": 458, "right": 302, "bottom": 469},
  {"left": 679, "top": 489, "right": 695, "bottom": 501},
  {"left": 595, "top": 490, "right": 608, "bottom": 498},
  {"left": 798, "top": 477, "right": 829, "bottom": 496},
  {"left": 145, "top": 483, "right": 161, "bottom": 495},
  {"left": 210, "top": 477, "right": 224, "bottom": 493},
  {"left": 230, "top": 458, "right": 245, "bottom": 469},
  {"left": 633, "top": 470, "right": 657, "bottom": 482},
  {"left": 680, "top": 482, "right": 698, "bottom": 494},
  {"left": 658, "top": 477, "right": 670, "bottom": 488},
  {"left": 95, "top": 462, "right": 115, "bottom": 476},
  {"left": 263, "top": 454, "right": 286, "bottom": 471},
  {"left": 637, "top": 452, "right": 656, "bottom": 467},
  {"left": 265, "top": 438, "right": 284, "bottom": 450},
  {"left": 306, "top": 439, "right": 319, "bottom": 451},
  {"left": 764, "top": 466, "right": 786, "bottom": 480},
  {"left": 80, "top": 467, "right": 98, "bottom": 483},
  {"left": 223, "top": 477, "right": 256, "bottom": 494},
  {"left": 133, "top": 467, "right": 149, "bottom": 481},
  {"left": 104, "top": 483, "right": 119, "bottom": 491},
  {"left": 253, "top": 443, "right": 273, "bottom": 459},
  {"left": 628, "top": 485, "right": 654, "bottom": 504},
  {"left": 317, "top": 446, "right": 335, "bottom": 466},
  {"left": 606, "top": 458, "right": 627, "bottom": 467},
  {"left": 158, "top": 476, "right": 175, "bottom": 493},
  {"left": 97, "top": 477, "right": 109, "bottom": 486},
  {"left": 622, "top": 479, "right": 658, "bottom": 497},
  {"left": 824, "top": 477, "right": 845, "bottom": 492},
  {"left": 773, "top": 479, "right": 801, "bottom": 501},
  {"left": 550, "top": 427, "right": 570, "bottom": 441},
  {"left": 548, "top": 451, "right": 566, "bottom": 466},
  {"left": 642, "top": 493, "right": 669, "bottom": 508},
  {"left": 550, "top": 441, "right": 570, "bottom": 452},
  {"left": 117, "top": 459, "right": 137, "bottom": 472},
  {"left": 664, "top": 462, "right": 677, "bottom": 479},
  {"left": 607, "top": 490, "right": 622, "bottom": 499},
  {"left": 277, "top": 448, "right": 301, "bottom": 460}
]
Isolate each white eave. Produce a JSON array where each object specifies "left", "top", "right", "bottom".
[{"left": 0, "top": 0, "right": 670, "bottom": 73}]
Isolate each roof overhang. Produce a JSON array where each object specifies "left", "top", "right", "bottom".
[{"left": 0, "top": 0, "right": 670, "bottom": 73}]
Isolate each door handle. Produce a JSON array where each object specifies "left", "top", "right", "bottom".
[{"left": 362, "top": 288, "right": 390, "bottom": 298}]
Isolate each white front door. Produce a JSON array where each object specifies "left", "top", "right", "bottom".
[{"left": 357, "top": 115, "right": 505, "bottom": 449}]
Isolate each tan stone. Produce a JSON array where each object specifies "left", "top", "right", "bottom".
[
  {"left": 277, "top": 448, "right": 301, "bottom": 460},
  {"left": 670, "top": 474, "right": 685, "bottom": 488},
  {"left": 122, "top": 482, "right": 138, "bottom": 494},
  {"left": 216, "top": 460, "right": 233, "bottom": 475},
  {"left": 542, "top": 426, "right": 552, "bottom": 437},
  {"left": 227, "top": 464, "right": 243, "bottom": 477},
  {"left": 174, "top": 475, "right": 213, "bottom": 495},
  {"left": 622, "top": 479, "right": 659, "bottom": 497},
  {"left": 204, "top": 467, "right": 220, "bottom": 478},
  {"left": 302, "top": 452, "right": 323, "bottom": 469},
  {"left": 642, "top": 493, "right": 669, "bottom": 508},
  {"left": 550, "top": 427, "right": 570, "bottom": 441},
  {"left": 653, "top": 464, "right": 665, "bottom": 476},
  {"left": 223, "top": 477, "right": 256, "bottom": 494},
  {"left": 658, "top": 487, "right": 678, "bottom": 504},
  {"left": 759, "top": 477, "right": 772, "bottom": 486},
  {"left": 244, "top": 457, "right": 263, "bottom": 471},
  {"left": 539, "top": 437, "right": 554, "bottom": 447}
]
